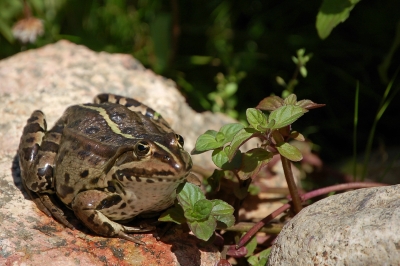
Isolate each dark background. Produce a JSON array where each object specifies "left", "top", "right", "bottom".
[{"left": 1, "top": 0, "right": 399, "bottom": 167}]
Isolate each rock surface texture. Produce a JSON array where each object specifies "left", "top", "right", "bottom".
[
  {"left": 0, "top": 40, "right": 231, "bottom": 265},
  {"left": 268, "top": 185, "right": 400, "bottom": 266}
]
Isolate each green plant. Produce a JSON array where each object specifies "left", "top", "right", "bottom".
[{"left": 159, "top": 182, "right": 235, "bottom": 241}]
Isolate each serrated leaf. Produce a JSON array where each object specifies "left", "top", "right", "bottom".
[
  {"left": 215, "top": 214, "right": 235, "bottom": 228},
  {"left": 192, "top": 199, "right": 213, "bottom": 220},
  {"left": 193, "top": 130, "right": 223, "bottom": 153},
  {"left": 219, "top": 123, "right": 245, "bottom": 142},
  {"left": 276, "top": 142, "right": 303, "bottom": 161},
  {"left": 296, "top": 99, "right": 326, "bottom": 109},
  {"left": 188, "top": 216, "right": 216, "bottom": 241},
  {"left": 211, "top": 199, "right": 235, "bottom": 216},
  {"left": 159, "top": 206, "right": 186, "bottom": 224},
  {"left": 212, "top": 147, "right": 242, "bottom": 170},
  {"left": 256, "top": 96, "right": 284, "bottom": 111},
  {"left": 316, "top": 0, "right": 360, "bottom": 39},
  {"left": 284, "top": 94, "right": 297, "bottom": 105},
  {"left": 177, "top": 182, "right": 206, "bottom": 210},
  {"left": 268, "top": 105, "right": 307, "bottom": 129},
  {"left": 226, "top": 128, "right": 258, "bottom": 160},
  {"left": 246, "top": 108, "right": 267, "bottom": 129}
]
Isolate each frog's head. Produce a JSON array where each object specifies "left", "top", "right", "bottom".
[{"left": 109, "top": 132, "right": 192, "bottom": 182}]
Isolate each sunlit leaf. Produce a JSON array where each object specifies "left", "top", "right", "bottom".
[
  {"left": 177, "top": 182, "right": 205, "bottom": 210},
  {"left": 246, "top": 108, "right": 267, "bottom": 129},
  {"left": 276, "top": 142, "right": 303, "bottom": 161},
  {"left": 212, "top": 147, "right": 242, "bottom": 170},
  {"left": 290, "top": 131, "right": 305, "bottom": 141},
  {"left": 256, "top": 96, "right": 284, "bottom": 111},
  {"left": 284, "top": 94, "right": 297, "bottom": 105},
  {"left": 268, "top": 105, "right": 307, "bottom": 129},
  {"left": 226, "top": 128, "right": 258, "bottom": 160},
  {"left": 193, "top": 130, "right": 223, "bottom": 153},
  {"left": 219, "top": 123, "right": 245, "bottom": 142},
  {"left": 187, "top": 216, "right": 216, "bottom": 241}
]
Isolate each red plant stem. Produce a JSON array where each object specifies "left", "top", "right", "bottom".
[
  {"left": 236, "top": 182, "right": 388, "bottom": 249},
  {"left": 280, "top": 155, "right": 302, "bottom": 214}
]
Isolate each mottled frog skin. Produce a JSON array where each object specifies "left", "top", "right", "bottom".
[{"left": 18, "top": 94, "right": 192, "bottom": 243}]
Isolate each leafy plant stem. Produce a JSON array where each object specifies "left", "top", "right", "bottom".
[
  {"left": 280, "top": 155, "right": 302, "bottom": 214},
  {"left": 352, "top": 82, "right": 359, "bottom": 181},
  {"left": 236, "top": 182, "right": 387, "bottom": 249}
]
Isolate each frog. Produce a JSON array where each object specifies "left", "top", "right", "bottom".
[{"left": 18, "top": 93, "right": 193, "bottom": 244}]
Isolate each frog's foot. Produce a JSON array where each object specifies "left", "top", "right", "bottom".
[
  {"left": 39, "top": 193, "right": 74, "bottom": 229},
  {"left": 23, "top": 183, "right": 73, "bottom": 229},
  {"left": 72, "top": 190, "right": 155, "bottom": 244}
]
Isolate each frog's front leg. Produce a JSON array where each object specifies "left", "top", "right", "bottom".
[
  {"left": 71, "top": 190, "right": 155, "bottom": 244},
  {"left": 18, "top": 110, "right": 73, "bottom": 229}
]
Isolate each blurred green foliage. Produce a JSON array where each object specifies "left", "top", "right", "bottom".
[{"left": 1, "top": 0, "right": 400, "bottom": 165}]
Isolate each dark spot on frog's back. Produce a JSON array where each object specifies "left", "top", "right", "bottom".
[
  {"left": 58, "top": 184, "right": 74, "bottom": 198},
  {"left": 110, "top": 112, "right": 127, "bottom": 123},
  {"left": 80, "top": 170, "right": 89, "bottom": 178},
  {"left": 121, "top": 127, "right": 135, "bottom": 134},
  {"left": 64, "top": 173, "right": 70, "bottom": 183},
  {"left": 85, "top": 126, "right": 100, "bottom": 135}
]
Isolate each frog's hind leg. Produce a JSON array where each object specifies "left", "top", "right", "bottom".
[
  {"left": 72, "top": 190, "right": 155, "bottom": 244},
  {"left": 18, "top": 110, "right": 73, "bottom": 229},
  {"left": 94, "top": 93, "right": 170, "bottom": 127}
]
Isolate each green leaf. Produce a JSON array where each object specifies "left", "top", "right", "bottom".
[
  {"left": 177, "top": 182, "right": 205, "bottom": 210},
  {"left": 219, "top": 123, "right": 245, "bottom": 143},
  {"left": 187, "top": 216, "right": 216, "bottom": 241},
  {"left": 316, "top": 0, "right": 361, "bottom": 39},
  {"left": 215, "top": 131, "right": 225, "bottom": 142},
  {"left": 226, "top": 128, "right": 258, "bottom": 160},
  {"left": 268, "top": 105, "right": 307, "bottom": 129},
  {"left": 193, "top": 130, "right": 222, "bottom": 153},
  {"left": 192, "top": 199, "right": 213, "bottom": 220},
  {"left": 276, "top": 142, "right": 303, "bottom": 161},
  {"left": 238, "top": 148, "right": 272, "bottom": 180},
  {"left": 215, "top": 214, "right": 235, "bottom": 228},
  {"left": 234, "top": 186, "right": 248, "bottom": 200},
  {"left": 246, "top": 108, "right": 267, "bottom": 129},
  {"left": 225, "top": 82, "right": 238, "bottom": 97},
  {"left": 159, "top": 206, "right": 186, "bottom": 224},
  {"left": 284, "top": 94, "right": 297, "bottom": 105},
  {"left": 300, "top": 66, "right": 308, "bottom": 78},
  {"left": 245, "top": 234, "right": 258, "bottom": 257},
  {"left": 256, "top": 96, "right": 284, "bottom": 111},
  {"left": 212, "top": 147, "right": 242, "bottom": 170},
  {"left": 205, "top": 169, "right": 224, "bottom": 193},
  {"left": 210, "top": 199, "right": 235, "bottom": 216}
]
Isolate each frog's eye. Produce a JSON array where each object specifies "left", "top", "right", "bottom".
[
  {"left": 135, "top": 141, "right": 151, "bottom": 156},
  {"left": 175, "top": 134, "right": 184, "bottom": 147}
]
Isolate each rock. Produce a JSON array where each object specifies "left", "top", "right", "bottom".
[
  {"left": 268, "top": 185, "right": 400, "bottom": 265},
  {"left": 0, "top": 40, "right": 225, "bottom": 265}
]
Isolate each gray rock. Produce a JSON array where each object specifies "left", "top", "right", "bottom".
[
  {"left": 0, "top": 40, "right": 227, "bottom": 266},
  {"left": 268, "top": 185, "right": 400, "bottom": 266}
]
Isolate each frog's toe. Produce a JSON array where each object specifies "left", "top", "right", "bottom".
[{"left": 38, "top": 193, "right": 74, "bottom": 229}]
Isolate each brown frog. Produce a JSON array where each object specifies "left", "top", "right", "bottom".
[{"left": 18, "top": 94, "right": 192, "bottom": 243}]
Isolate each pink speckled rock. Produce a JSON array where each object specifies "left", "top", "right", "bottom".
[
  {"left": 0, "top": 40, "right": 224, "bottom": 266},
  {"left": 268, "top": 185, "right": 400, "bottom": 266}
]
